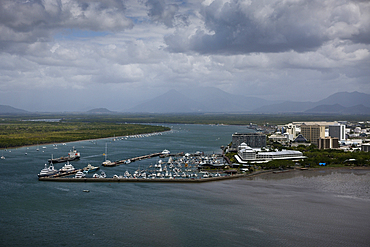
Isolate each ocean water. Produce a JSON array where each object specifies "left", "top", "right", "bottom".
[{"left": 0, "top": 124, "right": 369, "bottom": 247}]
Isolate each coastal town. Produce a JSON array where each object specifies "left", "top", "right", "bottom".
[{"left": 35, "top": 119, "right": 370, "bottom": 182}]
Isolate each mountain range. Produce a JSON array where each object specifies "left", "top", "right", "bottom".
[
  {"left": 128, "top": 89, "right": 370, "bottom": 114},
  {"left": 1, "top": 89, "right": 370, "bottom": 114},
  {"left": 129, "top": 87, "right": 276, "bottom": 113}
]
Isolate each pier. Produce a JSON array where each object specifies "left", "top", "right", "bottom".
[
  {"left": 39, "top": 173, "right": 248, "bottom": 183},
  {"left": 112, "top": 152, "right": 162, "bottom": 166},
  {"left": 103, "top": 152, "right": 210, "bottom": 167}
]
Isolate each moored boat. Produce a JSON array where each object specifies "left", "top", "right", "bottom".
[
  {"left": 82, "top": 164, "right": 100, "bottom": 173},
  {"left": 101, "top": 143, "right": 116, "bottom": 166},
  {"left": 38, "top": 163, "right": 58, "bottom": 177},
  {"left": 59, "top": 162, "right": 76, "bottom": 172},
  {"left": 75, "top": 171, "right": 86, "bottom": 178},
  {"left": 48, "top": 147, "right": 81, "bottom": 163}
]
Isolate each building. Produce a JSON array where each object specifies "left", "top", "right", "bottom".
[
  {"left": 300, "top": 124, "right": 326, "bottom": 146},
  {"left": 361, "top": 143, "right": 370, "bottom": 152},
  {"left": 318, "top": 137, "right": 339, "bottom": 149},
  {"left": 268, "top": 134, "right": 290, "bottom": 144},
  {"left": 329, "top": 124, "right": 346, "bottom": 141},
  {"left": 282, "top": 123, "right": 297, "bottom": 140},
  {"left": 236, "top": 143, "right": 305, "bottom": 163},
  {"left": 231, "top": 133, "right": 266, "bottom": 150}
]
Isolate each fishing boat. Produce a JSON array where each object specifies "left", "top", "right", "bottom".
[{"left": 48, "top": 147, "right": 81, "bottom": 163}]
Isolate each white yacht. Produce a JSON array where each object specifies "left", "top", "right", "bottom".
[
  {"left": 75, "top": 171, "right": 85, "bottom": 178},
  {"left": 59, "top": 162, "right": 76, "bottom": 172},
  {"left": 82, "top": 164, "right": 99, "bottom": 173},
  {"left": 38, "top": 163, "right": 58, "bottom": 177}
]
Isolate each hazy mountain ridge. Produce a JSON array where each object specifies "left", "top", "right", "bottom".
[
  {"left": 305, "top": 104, "right": 370, "bottom": 114},
  {"left": 1, "top": 90, "right": 370, "bottom": 115},
  {"left": 129, "top": 89, "right": 203, "bottom": 113},
  {"left": 0, "top": 105, "right": 28, "bottom": 114},
  {"left": 252, "top": 91, "right": 370, "bottom": 114},
  {"left": 128, "top": 87, "right": 277, "bottom": 113}
]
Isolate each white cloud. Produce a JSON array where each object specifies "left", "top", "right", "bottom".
[{"left": 0, "top": 0, "right": 369, "bottom": 111}]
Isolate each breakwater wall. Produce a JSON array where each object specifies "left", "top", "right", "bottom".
[{"left": 39, "top": 173, "right": 248, "bottom": 183}]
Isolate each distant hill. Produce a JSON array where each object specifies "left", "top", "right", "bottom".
[
  {"left": 129, "top": 89, "right": 202, "bottom": 113},
  {"left": 252, "top": 91, "right": 370, "bottom": 114},
  {"left": 252, "top": 101, "right": 315, "bottom": 113},
  {"left": 0, "top": 105, "right": 28, "bottom": 114},
  {"left": 305, "top": 104, "right": 370, "bottom": 114},
  {"left": 183, "top": 87, "right": 276, "bottom": 112},
  {"left": 86, "top": 108, "right": 115, "bottom": 114},
  {"left": 128, "top": 87, "right": 277, "bottom": 113},
  {"left": 316, "top": 91, "right": 370, "bottom": 107}
]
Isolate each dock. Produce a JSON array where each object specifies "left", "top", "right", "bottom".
[
  {"left": 103, "top": 152, "right": 205, "bottom": 167},
  {"left": 39, "top": 173, "right": 248, "bottom": 183},
  {"left": 113, "top": 152, "right": 162, "bottom": 165}
]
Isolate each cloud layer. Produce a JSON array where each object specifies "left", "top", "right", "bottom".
[{"left": 0, "top": 0, "right": 369, "bottom": 111}]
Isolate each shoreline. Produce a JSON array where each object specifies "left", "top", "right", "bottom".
[{"left": 3, "top": 129, "right": 172, "bottom": 150}]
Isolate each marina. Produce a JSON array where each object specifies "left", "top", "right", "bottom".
[
  {"left": 38, "top": 173, "right": 247, "bottom": 182},
  {"left": 39, "top": 151, "right": 236, "bottom": 182},
  {"left": 1, "top": 124, "right": 369, "bottom": 247}
]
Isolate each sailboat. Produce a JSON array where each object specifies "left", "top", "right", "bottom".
[
  {"left": 1, "top": 150, "right": 5, "bottom": 160},
  {"left": 101, "top": 143, "right": 116, "bottom": 167},
  {"left": 36, "top": 142, "right": 39, "bottom": 151}
]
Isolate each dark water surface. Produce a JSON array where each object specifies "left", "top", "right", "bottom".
[{"left": 0, "top": 124, "right": 369, "bottom": 246}]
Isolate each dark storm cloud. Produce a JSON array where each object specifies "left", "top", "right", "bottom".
[
  {"left": 145, "top": 0, "right": 188, "bottom": 28},
  {"left": 0, "top": 0, "right": 133, "bottom": 53},
  {"left": 165, "top": 0, "right": 370, "bottom": 55}
]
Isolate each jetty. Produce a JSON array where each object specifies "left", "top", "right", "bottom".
[
  {"left": 103, "top": 152, "right": 208, "bottom": 167},
  {"left": 112, "top": 152, "right": 162, "bottom": 166},
  {"left": 39, "top": 173, "right": 248, "bottom": 183}
]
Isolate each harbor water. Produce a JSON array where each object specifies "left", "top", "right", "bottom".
[{"left": 1, "top": 124, "right": 369, "bottom": 246}]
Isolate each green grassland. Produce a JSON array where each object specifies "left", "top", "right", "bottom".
[{"left": 0, "top": 120, "right": 170, "bottom": 148}]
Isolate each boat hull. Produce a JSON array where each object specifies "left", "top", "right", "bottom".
[{"left": 48, "top": 156, "right": 80, "bottom": 163}]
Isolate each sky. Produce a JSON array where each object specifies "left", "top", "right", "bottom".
[{"left": 0, "top": 0, "right": 370, "bottom": 112}]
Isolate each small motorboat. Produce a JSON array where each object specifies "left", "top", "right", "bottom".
[{"left": 75, "top": 171, "right": 86, "bottom": 178}]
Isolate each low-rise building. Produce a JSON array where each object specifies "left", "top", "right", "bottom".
[
  {"left": 268, "top": 134, "right": 290, "bottom": 144},
  {"left": 361, "top": 143, "right": 370, "bottom": 152},
  {"left": 231, "top": 132, "right": 266, "bottom": 150},
  {"left": 318, "top": 137, "right": 339, "bottom": 149},
  {"left": 236, "top": 143, "right": 305, "bottom": 163}
]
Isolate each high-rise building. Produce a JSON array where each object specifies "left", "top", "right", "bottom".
[
  {"left": 300, "top": 124, "right": 326, "bottom": 146},
  {"left": 329, "top": 124, "right": 346, "bottom": 141}
]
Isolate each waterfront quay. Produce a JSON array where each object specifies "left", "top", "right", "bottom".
[
  {"left": 39, "top": 151, "right": 237, "bottom": 182},
  {"left": 38, "top": 173, "right": 248, "bottom": 183}
]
